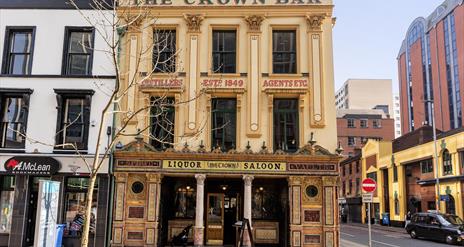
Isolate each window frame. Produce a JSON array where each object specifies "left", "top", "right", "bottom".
[
  {"left": 61, "top": 26, "right": 95, "bottom": 76},
  {"left": 360, "top": 119, "right": 368, "bottom": 128},
  {"left": 210, "top": 28, "right": 238, "bottom": 75},
  {"left": 270, "top": 27, "right": 299, "bottom": 75},
  {"left": 211, "top": 98, "right": 237, "bottom": 152},
  {"left": 442, "top": 149, "right": 453, "bottom": 175},
  {"left": 347, "top": 118, "right": 355, "bottom": 128},
  {"left": 1, "top": 26, "right": 36, "bottom": 75},
  {"left": 347, "top": 136, "right": 356, "bottom": 147},
  {"left": 150, "top": 97, "right": 175, "bottom": 151},
  {"left": 152, "top": 28, "right": 177, "bottom": 74},
  {"left": 273, "top": 99, "right": 299, "bottom": 153},
  {"left": 420, "top": 159, "right": 433, "bottom": 174},
  {"left": 54, "top": 89, "right": 94, "bottom": 153},
  {"left": 373, "top": 119, "right": 382, "bottom": 128},
  {"left": 0, "top": 88, "right": 32, "bottom": 151}
]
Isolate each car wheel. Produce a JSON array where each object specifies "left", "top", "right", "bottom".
[
  {"left": 445, "top": 235, "right": 455, "bottom": 245},
  {"left": 410, "top": 230, "right": 417, "bottom": 239}
]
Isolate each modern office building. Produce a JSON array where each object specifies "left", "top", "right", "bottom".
[
  {"left": 398, "top": 0, "right": 464, "bottom": 135},
  {"left": 112, "top": 0, "right": 340, "bottom": 246},
  {"left": 337, "top": 108, "right": 395, "bottom": 157},
  {"left": 335, "top": 79, "right": 393, "bottom": 116},
  {"left": 393, "top": 94, "right": 402, "bottom": 138},
  {"left": 0, "top": 1, "right": 115, "bottom": 246}
]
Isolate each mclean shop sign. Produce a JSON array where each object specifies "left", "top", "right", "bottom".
[
  {"left": 145, "top": 0, "right": 323, "bottom": 6},
  {"left": 4, "top": 156, "right": 61, "bottom": 175}
]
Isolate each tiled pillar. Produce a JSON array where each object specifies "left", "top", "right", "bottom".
[
  {"left": 194, "top": 174, "right": 206, "bottom": 247},
  {"left": 243, "top": 175, "right": 254, "bottom": 246}
]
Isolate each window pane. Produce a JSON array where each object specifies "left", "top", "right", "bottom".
[
  {"left": 272, "top": 31, "right": 296, "bottom": 74},
  {"left": 66, "top": 99, "right": 84, "bottom": 124},
  {"left": 212, "top": 30, "right": 236, "bottom": 73},
  {"left": 151, "top": 98, "right": 175, "bottom": 150},
  {"left": 0, "top": 191, "right": 14, "bottom": 233},
  {"left": 3, "top": 123, "right": 25, "bottom": 148},
  {"left": 11, "top": 32, "right": 32, "bottom": 53},
  {"left": 64, "top": 192, "right": 97, "bottom": 236},
  {"left": 212, "top": 99, "right": 236, "bottom": 151},
  {"left": 2, "top": 98, "right": 24, "bottom": 123},
  {"left": 64, "top": 124, "right": 84, "bottom": 144},
  {"left": 273, "top": 99, "right": 299, "bottom": 152},
  {"left": 153, "top": 30, "right": 176, "bottom": 73},
  {"left": 67, "top": 177, "right": 98, "bottom": 190},
  {"left": 69, "top": 32, "right": 92, "bottom": 53},
  {"left": 9, "top": 54, "right": 30, "bottom": 75},
  {"left": 67, "top": 54, "right": 90, "bottom": 75}
]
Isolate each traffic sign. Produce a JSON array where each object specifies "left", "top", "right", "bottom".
[
  {"left": 362, "top": 193, "right": 373, "bottom": 203},
  {"left": 362, "top": 178, "right": 377, "bottom": 193}
]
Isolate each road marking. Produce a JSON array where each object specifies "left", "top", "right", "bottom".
[
  {"left": 341, "top": 232, "right": 355, "bottom": 237},
  {"left": 372, "top": 240, "right": 401, "bottom": 247},
  {"left": 340, "top": 238, "right": 367, "bottom": 247}
]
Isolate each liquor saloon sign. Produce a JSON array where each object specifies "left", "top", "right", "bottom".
[{"left": 4, "top": 156, "right": 61, "bottom": 175}]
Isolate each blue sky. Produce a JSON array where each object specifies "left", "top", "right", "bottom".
[{"left": 333, "top": 0, "right": 444, "bottom": 93}]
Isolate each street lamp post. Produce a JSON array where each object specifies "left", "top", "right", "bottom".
[{"left": 425, "top": 100, "right": 440, "bottom": 212}]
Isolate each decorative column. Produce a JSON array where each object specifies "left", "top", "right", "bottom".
[
  {"left": 244, "top": 15, "right": 264, "bottom": 137},
  {"left": 243, "top": 175, "right": 254, "bottom": 246},
  {"left": 184, "top": 14, "right": 204, "bottom": 132},
  {"left": 147, "top": 174, "right": 162, "bottom": 245},
  {"left": 306, "top": 14, "right": 326, "bottom": 128},
  {"left": 322, "top": 176, "right": 339, "bottom": 247},
  {"left": 194, "top": 174, "right": 206, "bottom": 247},
  {"left": 288, "top": 176, "right": 302, "bottom": 247}
]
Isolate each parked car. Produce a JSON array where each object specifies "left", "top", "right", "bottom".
[{"left": 406, "top": 211, "right": 464, "bottom": 245}]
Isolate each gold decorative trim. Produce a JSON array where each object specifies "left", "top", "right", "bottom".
[
  {"left": 184, "top": 14, "right": 204, "bottom": 32},
  {"left": 244, "top": 15, "right": 265, "bottom": 32},
  {"left": 306, "top": 14, "right": 326, "bottom": 32}
]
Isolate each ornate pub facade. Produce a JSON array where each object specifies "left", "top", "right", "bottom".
[{"left": 113, "top": 0, "right": 339, "bottom": 246}]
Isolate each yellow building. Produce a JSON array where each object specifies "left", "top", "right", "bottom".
[
  {"left": 112, "top": 0, "right": 340, "bottom": 246},
  {"left": 361, "top": 126, "right": 464, "bottom": 225}
]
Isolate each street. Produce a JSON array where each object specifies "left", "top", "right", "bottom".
[{"left": 341, "top": 224, "right": 452, "bottom": 247}]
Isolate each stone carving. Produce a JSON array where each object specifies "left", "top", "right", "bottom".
[
  {"left": 195, "top": 174, "right": 206, "bottom": 185},
  {"left": 120, "top": 136, "right": 156, "bottom": 152},
  {"left": 306, "top": 14, "right": 326, "bottom": 31},
  {"left": 244, "top": 15, "right": 265, "bottom": 32},
  {"left": 243, "top": 175, "right": 254, "bottom": 186},
  {"left": 184, "top": 14, "right": 204, "bottom": 32}
]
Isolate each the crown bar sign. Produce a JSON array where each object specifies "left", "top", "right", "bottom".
[
  {"left": 146, "top": 0, "right": 323, "bottom": 6},
  {"left": 4, "top": 156, "right": 61, "bottom": 175}
]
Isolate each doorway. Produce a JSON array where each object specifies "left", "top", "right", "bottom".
[{"left": 25, "top": 177, "right": 50, "bottom": 246}]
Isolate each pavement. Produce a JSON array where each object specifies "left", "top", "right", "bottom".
[{"left": 341, "top": 223, "right": 452, "bottom": 247}]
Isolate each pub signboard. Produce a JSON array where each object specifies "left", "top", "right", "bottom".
[{"left": 4, "top": 156, "right": 61, "bottom": 175}]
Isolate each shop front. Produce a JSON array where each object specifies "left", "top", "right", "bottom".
[
  {"left": 112, "top": 139, "right": 340, "bottom": 247},
  {"left": 0, "top": 154, "right": 110, "bottom": 247}
]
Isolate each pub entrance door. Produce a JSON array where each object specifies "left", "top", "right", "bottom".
[{"left": 206, "top": 193, "right": 241, "bottom": 246}]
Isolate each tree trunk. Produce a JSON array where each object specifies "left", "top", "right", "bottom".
[{"left": 81, "top": 173, "right": 97, "bottom": 247}]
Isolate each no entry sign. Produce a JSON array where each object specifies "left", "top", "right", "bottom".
[{"left": 362, "top": 178, "right": 377, "bottom": 193}]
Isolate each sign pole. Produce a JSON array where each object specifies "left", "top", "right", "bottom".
[{"left": 368, "top": 200, "right": 372, "bottom": 247}]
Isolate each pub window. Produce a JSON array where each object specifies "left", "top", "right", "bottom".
[
  {"left": 211, "top": 98, "right": 236, "bottom": 151},
  {"left": 2, "top": 27, "right": 35, "bottom": 75},
  {"left": 0, "top": 90, "right": 31, "bottom": 149},
  {"left": 443, "top": 149, "right": 453, "bottom": 175},
  {"left": 54, "top": 89, "right": 94, "bottom": 151},
  {"left": 62, "top": 27, "right": 94, "bottom": 75},
  {"left": 272, "top": 30, "right": 297, "bottom": 74},
  {"left": 360, "top": 119, "right": 368, "bottom": 128},
  {"left": 150, "top": 97, "right": 175, "bottom": 150},
  {"left": 64, "top": 177, "right": 98, "bottom": 237},
  {"left": 0, "top": 176, "right": 15, "bottom": 233},
  {"left": 252, "top": 182, "right": 282, "bottom": 220},
  {"left": 420, "top": 159, "right": 433, "bottom": 174},
  {"left": 273, "top": 99, "right": 299, "bottom": 152},
  {"left": 174, "top": 182, "right": 195, "bottom": 218},
  {"left": 212, "top": 30, "right": 236, "bottom": 73},
  {"left": 153, "top": 30, "right": 176, "bottom": 73},
  {"left": 347, "top": 118, "right": 355, "bottom": 128}
]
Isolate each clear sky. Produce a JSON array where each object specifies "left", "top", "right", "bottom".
[{"left": 333, "top": 0, "right": 445, "bottom": 93}]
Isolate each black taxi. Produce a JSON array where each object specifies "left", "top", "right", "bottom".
[{"left": 406, "top": 211, "right": 464, "bottom": 245}]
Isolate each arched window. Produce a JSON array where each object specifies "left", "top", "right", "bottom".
[
  {"left": 443, "top": 149, "right": 453, "bottom": 175},
  {"left": 446, "top": 195, "right": 456, "bottom": 215}
]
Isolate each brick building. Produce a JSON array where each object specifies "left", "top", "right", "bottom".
[
  {"left": 339, "top": 154, "right": 362, "bottom": 223},
  {"left": 337, "top": 109, "right": 395, "bottom": 157},
  {"left": 398, "top": 0, "right": 464, "bottom": 135}
]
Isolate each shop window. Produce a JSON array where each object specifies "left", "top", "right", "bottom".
[
  {"left": 211, "top": 98, "right": 236, "bottom": 151},
  {"left": 420, "top": 159, "right": 433, "bottom": 174},
  {"left": 54, "top": 89, "right": 93, "bottom": 152},
  {"left": 252, "top": 184, "right": 282, "bottom": 220},
  {"left": 150, "top": 97, "right": 175, "bottom": 150},
  {"left": 174, "top": 182, "right": 195, "bottom": 218},
  {"left": 212, "top": 30, "right": 236, "bottom": 73},
  {"left": 0, "top": 90, "right": 32, "bottom": 149},
  {"left": 442, "top": 149, "right": 453, "bottom": 175},
  {"left": 273, "top": 99, "right": 299, "bottom": 152},
  {"left": 63, "top": 177, "right": 98, "bottom": 237},
  {"left": 2, "top": 27, "right": 35, "bottom": 75},
  {"left": 153, "top": 29, "right": 176, "bottom": 73},
  {"left": 360, "top": 119, "right": 368, "bottom": 128},
  {"left": 393, "top": 165, "right": 398, "bottom": 182},
  {"left": 0, "top": 176, "right": 15, "bottom": 233},
  {"left": 272, "top": 30, "right": 296, "bottom": 74},
  {"left": 347, "top": 118, "right": 355, "bottom": 128},
  {"left": 62, "top": 27, "right": 94, "bottom": 75},
  {"left": 373, "top": 119, "right": 381, "bottom": 128},
  {"left": 348, "top": 137, "right": 355, "bottom": 147}
]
